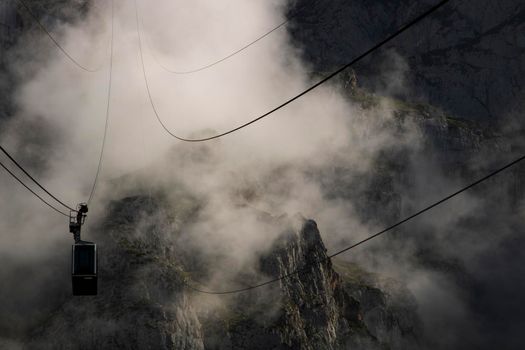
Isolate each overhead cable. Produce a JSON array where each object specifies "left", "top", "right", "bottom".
[
  {"left": 17, "top": 0, "right": 106, "bottom": 72},
  {"left": 87, "top": 0, "right": 115, "bottom": 206},
  {"left": 184, "top": 153, "right": 525, "bottom": 294},
  {"left": 0, "top": 158, "right": 69, "bottom": 216},
  {"left": 138, "top": 1, "right": 293, "bottom": 75},
  {"left": 0, "top": 145, "right": 76, "bottom": 211},
  {"left": 1, "top": 0, "right": 114, "bottom": 214},
  {"left": 135, "top": 0, "right": 450, "bottom": 142}
]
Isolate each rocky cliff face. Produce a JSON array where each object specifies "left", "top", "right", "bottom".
[
  {"left": 199, "top": 219, "right": 385, "bottom": 350},
  {"left": 26, "top": 196, "right": 205, "bottom": 350},
  {"left": 2, "top": 1, "right": 525, "bottom": 349},
  {"left": 319, "top": 75, "right": 525, "bottom": 227},
  {"left": 288, "top": 0, "right": 525, "bottom": 122},
  {"left": 0, "top": 0, "right": 18, "bottom": 51},
  {"left": 24, "top": 195, "right": 420, "bottom": 350},
  {"left": 11, "top": 95, "right": 522, "bottom": 349}
]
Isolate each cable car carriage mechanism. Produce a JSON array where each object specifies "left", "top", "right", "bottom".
[{"left": 69, "top": 203, "right": 97, "bottom": 296}]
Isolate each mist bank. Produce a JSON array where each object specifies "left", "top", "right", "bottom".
[{"left": 0, "top": 0, "right": 524, "bottom": 349}]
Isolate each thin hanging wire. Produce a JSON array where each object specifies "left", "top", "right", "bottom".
[
  {"left": 87, "top": 0, "right": 114, "bottom": 206},
  {"left": 0, "top": 145, "right": 76, "bottom": 211},
  {"left": 183, "top": 153, "right": 525, "bottom": 294},
  {"left": 135, "top": 0, "right": 451, "bottom": 142},
  {"left": 16, "top": 0, "right": 107, "bottom": 72},
  {"left": 138, "top": 4, "right": 291, "bottom": 75},
  {"left": 0, "top": 158, "right": 69, "bottom": 216}
]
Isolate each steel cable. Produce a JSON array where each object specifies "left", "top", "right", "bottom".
[
  {"left": 135, "top": 0, "right": 451, "bottom": 142},
  {"left": 183, "top": 153, "right": 525, "bottom": 294},
  {"left": 87, "top": 0, "right": 114, "bottom": 206},
  {"left": 0, "top": 158, "right": 69, "bottom": 216},
  {"left": 17, "top": 0, "right": 107, "bottom": 72}
]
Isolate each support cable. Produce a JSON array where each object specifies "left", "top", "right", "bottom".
[
  {"left": 0, "top": 145, "right": 76, "bottom": 211},
  {"left": 135, "top": 0, "right": 450, "bottom": 142},
  {"left": 86, "top": 0, "right": 114, "bottom": 206},
  {"left": 0, "top": 158, "right": 69, "bottom": 216},
  {"left": 138, "top": 0, "right": 293, "bottom": 75},
  {"left": 183, "top": 153, "right": 525, "bottom": 294},
  {"left": 0, "top": 0, "right": 114, "bottom": 214},
  {"left": 17, "top": 0, "right": 106, "bottom": 72}
]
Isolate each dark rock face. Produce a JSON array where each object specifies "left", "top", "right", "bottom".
[
  {"left": 26, "top": 196, "right": 205, "bottom": 350},
  {"left": 27, "top": 197, "right": 203, "bottom": 349},
  {"left": 337, "top": 265, "right": 421, "bottom": 350},
  {"left": 25, "top": 197, "right": 420, "bottom": 349},
  {"left": 0, "top": 0, "right": 18, "bottom": 124},
  {"left": 288, "top": 0, "right": 525, "bottom": 121},
  {"left": 4, "top": 1, "right": 523, "bottom": 349},
  {"left": 196, "top": 216, "right": 421, "bottom": 350},
  {"left": 0, "top": 0, "right": 18, "bottom": 51},
  {"left": 206, "top": 219, "right": 375, "bottom": 350}
]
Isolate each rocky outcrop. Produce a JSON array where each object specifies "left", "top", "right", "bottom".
[
  {"left": 258, "top": 220, "right": 367, "bottom": 349},
  {"left": 194, "top": 215, "right": 422, "bottom": 350},
  {"left": 25, "top": 196, "right": 421, "bottom": 350},
  {"left": 199, "top": 219, "right": 378, "bottom": 350},
  {"left": 334, "top": 260, "right": 421, "bottom": 350},
  {"left": 318, "top": 74, "right": 524, "bottom": 225},
  {"left": 26, "top": 196, "right": 205, "bottom": 350}
]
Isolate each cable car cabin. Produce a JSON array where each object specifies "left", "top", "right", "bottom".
[{"left": 72, "top": 243, "right": 97, "bottom": 295}]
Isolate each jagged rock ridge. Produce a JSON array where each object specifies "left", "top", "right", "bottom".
[{"left": 26, "top": 196, "right": 420, "bottom": 350}]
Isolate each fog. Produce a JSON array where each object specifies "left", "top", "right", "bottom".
[{"left": 0, "top": 0, "right": 524, "bottom": 349}]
